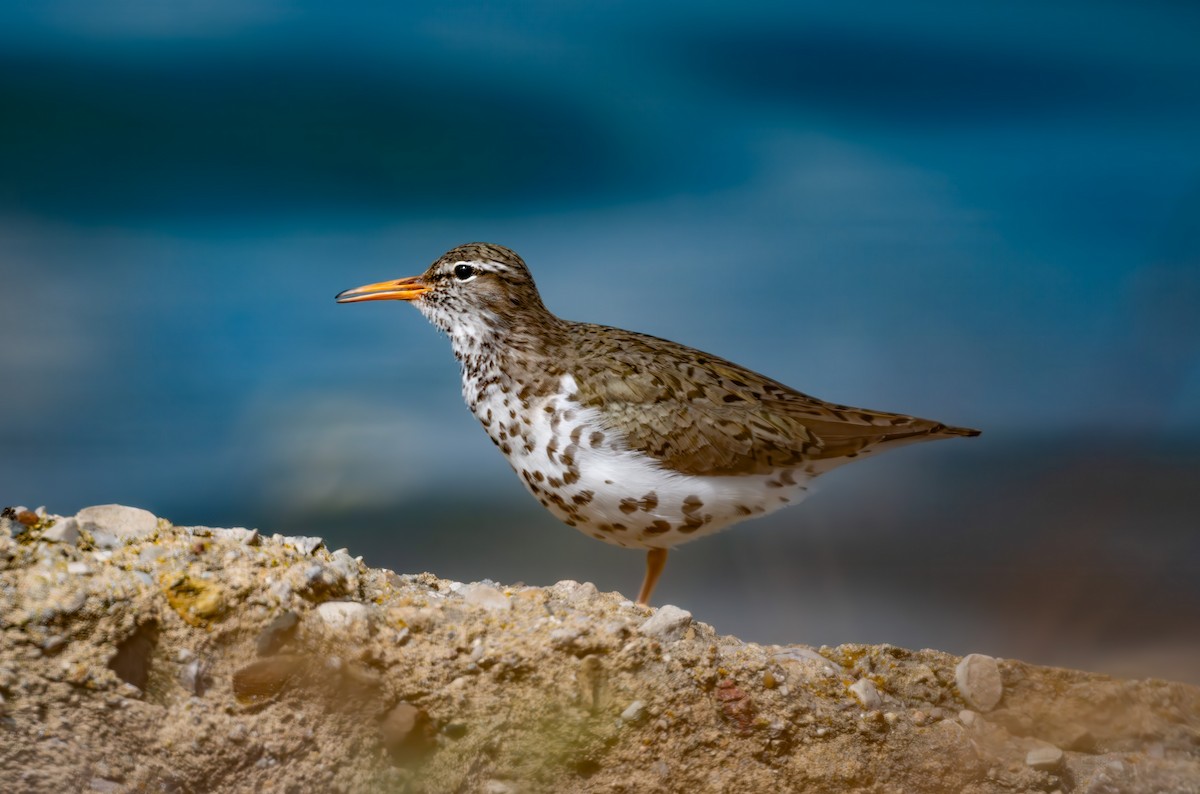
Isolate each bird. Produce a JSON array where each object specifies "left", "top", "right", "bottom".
[{"left": 336, "top": 243, "right": 979, "bottom": 605}]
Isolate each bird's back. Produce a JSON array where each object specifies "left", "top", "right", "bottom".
[{"left": 558, "top": 321, "right": 979, "bottom": 478}]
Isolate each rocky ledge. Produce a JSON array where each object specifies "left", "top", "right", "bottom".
[{"left": 0, "top": 505, "right": 1197, "bottom": 793}]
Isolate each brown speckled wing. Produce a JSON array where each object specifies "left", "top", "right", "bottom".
[{"left": 565, "top": 324, "right": 977, "bottom": 477}]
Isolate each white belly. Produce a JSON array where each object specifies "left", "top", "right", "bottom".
[{"left": 468, "top": 373, "right": 812, "bottom": 550}]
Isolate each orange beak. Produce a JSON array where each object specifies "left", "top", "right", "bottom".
[{"left": 335, "top": 276, "right": 431, "bottom": 304}]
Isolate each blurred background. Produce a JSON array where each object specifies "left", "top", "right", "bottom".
[{"left": 2, "top": 2, "right": 1198, "bottom": 683}]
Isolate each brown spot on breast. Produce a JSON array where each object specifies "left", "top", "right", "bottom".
[
  {"left": 681, "top": 495, "right": 703, "bottom": 514},
  {"left": 548, "top": 477, "right": 562, "bottom": 489},
  {"left": 589, "top": 431, "right": 604, "bottom": 447},
  {"left": 639, "top": 492, "right": 659, "bottom": 511},
  {"left": 619, "top": 499, "right": 638, "bottom": 514},
  {"left": 611, "top": 523, "right": 626, "bottom": 531},
  {"left": 560, "top": 445, "right": 577, "bottom": 468},
  {"left": 533, "top": 470, "right": 545, "bottom": 482},
  {"left": 570, "top": 426, "right": 583, "bottom": 444},
  {"left": 571, "top": 490, "right": 594, "bottom": 506},
  {"left": 645, "top": 520, "right": 671, "bottom": 535},
  {"left": 563, "top": 470, "right": 580, "bottom": 485},
  {"left": 780, "top": 469, "right": 797, "bottom": 486},
  {"left": 680, "top": 515, "right": 705, "bottom": 533},
  {"left": 736, "top": 505, "right": 753, "bottom": 516}
]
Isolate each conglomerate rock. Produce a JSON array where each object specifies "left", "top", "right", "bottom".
[{"left": 1, "top": 505, "right": 1197, "bottom": 793}]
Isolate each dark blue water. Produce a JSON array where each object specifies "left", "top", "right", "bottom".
[{"left": 2, "top": 2, "right": 1198, "bottom": 682}]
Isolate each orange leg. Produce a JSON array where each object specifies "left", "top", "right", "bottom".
[{"left": 637, "top": 548, "right": 669, "bottom": 605}]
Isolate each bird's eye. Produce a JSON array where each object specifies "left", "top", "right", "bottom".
[{"left": 453, "top": 263, "right": 476, "bottom": 281}]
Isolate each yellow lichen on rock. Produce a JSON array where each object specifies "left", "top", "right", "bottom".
[{"left": 162, "top": 573, "right": 227, "bottom": 627}]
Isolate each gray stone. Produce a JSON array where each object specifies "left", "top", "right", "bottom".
[
  {"left": 955, "top": 653, "right": 1003, "bottom": 712},
  {"left": 849, "top": 678, "right": 883, "bottom": 709},
  {"left": 1026, "top": 745, "right": 1064, "bottom": 770},
  {"left": 637, "top": 605, "right": 692, "bottom": 641},
  {"left": 41, "top": 518, "right": 80, "bottom": 545},
  {"left": 76, "top": 505, "right": 158, "bottom": 545}
]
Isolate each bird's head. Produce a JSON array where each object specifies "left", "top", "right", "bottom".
[{"left": 336, "top": 243, "right": 553, "bottom": 345}]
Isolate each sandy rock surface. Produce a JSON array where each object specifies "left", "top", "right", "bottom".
[{"left": 1, "top": 505, "right": 1197, "bottom": 793}]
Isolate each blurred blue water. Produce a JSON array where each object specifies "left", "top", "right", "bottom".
[{"left": 2, "top": 1, "right": 1198, "bottom": 681}]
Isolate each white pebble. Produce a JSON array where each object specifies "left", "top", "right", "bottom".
[
  {"left": 76, "top": 505, "right": 158, "bottom": 544},
  {"left": 41, "top": 518, "right": 80, "bottom": 545},
  {"left": 955, "top": 653, "right": 1003, "bottom": 712},
  {"left": 637, "top": 605, "right": 692, "bottom": 641},
  {"left": 315, "top": 600, "right": 371, "bottom": 631},
  {"left": 461, "top": 582, "right": 511, "bottom": 611},
  {"left": 849, "top": 678, "right": 882, "bottom": 709},
  {"left": 620, "top": 700, "right": 646, "bottom": 723},
  {"left": 1026, "top": 745, "right": 1064, "bottom": 770}
]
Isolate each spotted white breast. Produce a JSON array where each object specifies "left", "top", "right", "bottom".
[{"left": 466, "top": 371, "right": 812, "bottom": 550}]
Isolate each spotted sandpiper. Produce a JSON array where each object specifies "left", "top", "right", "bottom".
[{"left": 337, "top": 243, "right": 979, "bottom": 604}]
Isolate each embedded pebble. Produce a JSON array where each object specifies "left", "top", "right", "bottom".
[
  {"left": 483, "top": 782, "right": 515, "bottom": 794},
  {"left": 772, "top": 646, "right": 840, "bottom": 672},
  {"left": 256, "top": 612, "right": 300, "bottom": 656},
  {"left": 955, "top": 653, "right": 1003, "bottom": 711},
  {"left": 41, "top": 518, "right": 80, "bottom": 545},
  {"left": 552, "top": 580, "right": 599, "bottom": 603},
  {"left": 66, "top": 561, "right": 92, "bottom": 575},
  {"left": 637, "top": 605, "right": 692, "bottom": 641},
  {"left": 849, "top": 678, "right": 883, "bottom": 709},
  {"left": 180, "top": 659, "right": 208, "bottom": 695},
  {"left": 41, "top": 636, "right": 68, "bottom": 655},
  {"left": 620, "top": 700, "right": 646, "bottom": 723},
  {"left": 213, "top": 527, "right": 260, "bottom": 545},
  {"left": 76, "top": 505, "right": 158, "bottom": 544},
  {"left": 281, "top": 535, "right": 322, "bottom": 555},
  {"left": 233, "top": 656, "right": 304, "bottom": 705},
  {"left": 1026, "top": 745, "right": 1064, "bottom": 770},
  {"left": 461, "top": 582, "right": 511, "bottom": 611},
  {"left": 314, "top": 601, "right": 371, "bottom": 632}
]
